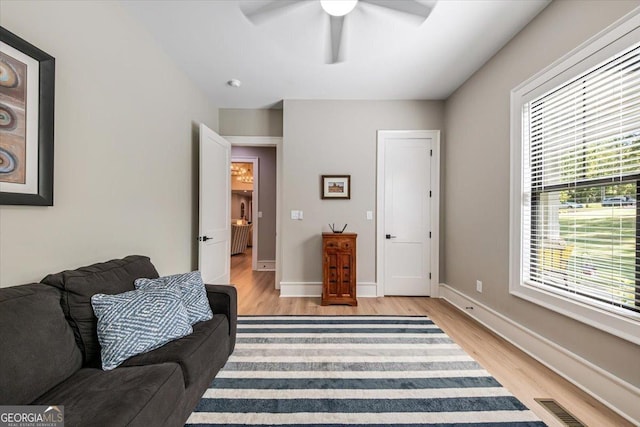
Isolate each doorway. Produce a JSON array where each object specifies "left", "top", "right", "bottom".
[
  {"left": 376, "top": 130, "right": 440, "bottom": 296},
  {"left": 230, "top": 158, "right": 258, "bottom": 269},
  {"left": 226, "top": 136, "right": 281, "bottom": 287}
]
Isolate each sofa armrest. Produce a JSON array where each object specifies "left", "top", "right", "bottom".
[{"left": 205, "top": 284, "right": 237, "bottom": 354}]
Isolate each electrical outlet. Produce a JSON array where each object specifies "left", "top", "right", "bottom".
[{"left": 476, "top": 280, "right": 483, "bottom": 293}]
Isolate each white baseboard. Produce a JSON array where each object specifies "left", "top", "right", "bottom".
[
  {"left": 256, "top": 260, "right": 275, "bottom": 271},
  {"left": 439, "top": 283, "right": 640, "bottom": 425},
  {"left": 279, "top": 282, "right": 377, "bottom": 298},
  {"left": 279, "top": 282, "right": 321, "bottom": 297},
  {"left": 357, "top": 282, "right": 377, "bottom": 297}
]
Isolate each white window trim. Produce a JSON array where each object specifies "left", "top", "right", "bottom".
[{"left": 509, "top": 8, "right": 640, "bottom": 345}]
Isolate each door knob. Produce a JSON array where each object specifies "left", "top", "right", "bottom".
[
  {"left": 385, "top": 234, "right": 397, "bottom": 239},
  {"left": 199, "top": 236, "right": 212, "bottom": 242}
]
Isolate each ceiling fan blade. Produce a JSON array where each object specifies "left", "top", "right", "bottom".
[
  {"left": 328, "top": 15, "right": 346, "bottom": 64},
  {"left": 360, "top": 0, "right": 432, "bottom": 20},
  {"left": 242, "top": 0, "right": 306, "bottom": 24}
]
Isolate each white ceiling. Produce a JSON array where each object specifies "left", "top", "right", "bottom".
[{"left": 122, "top": 0, "right": 550, "bottom": 109}]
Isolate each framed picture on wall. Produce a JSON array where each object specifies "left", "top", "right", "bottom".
[
  {"left": 321, "top": 175, "right": 350, "bottom": 199},
  {"left": 0, "top": 26, "right": 55, "bottom": 206}
]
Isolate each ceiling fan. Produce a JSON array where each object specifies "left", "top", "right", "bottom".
[{"left": 240, "top": 0, "right": 433, "bottom": 64}]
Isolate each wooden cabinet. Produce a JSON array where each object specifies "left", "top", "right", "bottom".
[{"left": 322, "top": 232, "right": 357, "bottom": 306}]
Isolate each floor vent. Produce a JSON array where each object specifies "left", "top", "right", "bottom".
[{"left": 535, "top": 398, "right": 586, "bottom": 427}]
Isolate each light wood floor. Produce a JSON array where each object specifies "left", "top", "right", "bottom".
[{"left": 231, "top": 249, "right": 632, "bottom": 427}]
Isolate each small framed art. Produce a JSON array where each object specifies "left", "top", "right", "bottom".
[{"left": 321, "top": 175, "right": 350, "bottom": 200}]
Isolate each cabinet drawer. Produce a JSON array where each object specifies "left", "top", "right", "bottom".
[
  {"left": 324, "top": 238, "right": 354, "bottom": 250},
  {"left": 339, "top": 240, "right": 353, "bottom": 250}
]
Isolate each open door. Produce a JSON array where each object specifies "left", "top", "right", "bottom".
[{"left": 198, "top": 124, "right": 231, "bottom": 284}]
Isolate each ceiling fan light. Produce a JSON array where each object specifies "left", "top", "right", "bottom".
[{"left": 320, "top": 0, "right": 357, "bottom": 17}]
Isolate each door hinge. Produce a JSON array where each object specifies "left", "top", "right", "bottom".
[
  {"left": 429, "top": 231, "right": 431, "bottom": 238},
  {"left": 429, "top": 190, "right": 432, "bottom": 197},
  {"left": 430, "top": 149, "right": 433, "bottom": 156},
  {"left": 429, "top": 273, "right": 432, "bottom": 279}
]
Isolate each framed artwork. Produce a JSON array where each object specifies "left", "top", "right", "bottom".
[
  {"left": 321, "top": 175, "right": 351, "bottom": 199},
  {"left": 0, "top": 27, "right": 55, "bottom": 206}
]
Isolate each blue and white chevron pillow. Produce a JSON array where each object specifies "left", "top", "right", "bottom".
[
  {"left": 135, "top": 271, "right": 212, "bottom": 325},
  {"left": 91, "top": 287, "right": 193, "bottom": 370}
]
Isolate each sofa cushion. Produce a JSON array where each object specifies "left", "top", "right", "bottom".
[
  {"left": 91, "top": 287, "right": 193, "bottom": 370},
  {"left": 135, "top": 271, "right": 213, "bottom": 325},
  {"left": 41, "top": 255, "right": 159, "bottom": 367},
  {"left": 0, "top": 284, "right": 83, "bottom": 404},
  {"left": 121, "top": 313, "right": 228, "bottom": 388},
  {"left": 33, "top": 363, "right": 184, "bottom": 427}
]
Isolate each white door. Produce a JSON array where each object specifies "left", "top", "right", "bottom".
[
  {"left": 379, "top": 133, "right": 433, "bottom": 296},
  {"left": 198, "top": 124, "right": 231, "bottom": 284}
]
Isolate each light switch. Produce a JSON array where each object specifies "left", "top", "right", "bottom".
[
  {"left": 258, "top": 211, "right": 263, "bottom": 218},
  {"left": 366, "top": 211, "right": 373, "bottom": 220},
  {"left": 290, "top": 210, "right": 299, "bottom": 220},
  {"left": 298, "top": 211, "right": 303, "bottom": 220}
]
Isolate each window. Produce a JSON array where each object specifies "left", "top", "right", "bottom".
[{"left": 510, "top": 12, "right": 640, "bottom": 344}]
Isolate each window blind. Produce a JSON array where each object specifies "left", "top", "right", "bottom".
[{"left": 522, "top": 43, "right": 640, "bottom": 316}]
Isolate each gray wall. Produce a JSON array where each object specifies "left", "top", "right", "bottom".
[
  {"left": 0, "top": 1, "right": 218, "bottom": 287},
  {"left": 231, "top": 147, "right": 277, "bottom": 261},
  {"left": 231, "top": 193, "right": 251, "bottom": 220},
  {"left": 220, "top": 109, "right": 283, "bottom": 137},
  {"left": 444, "top": 0, "right": 639, "bottom": 387},
  {"left": 281, "top": 100, "right": 444, "bottom": 286}
]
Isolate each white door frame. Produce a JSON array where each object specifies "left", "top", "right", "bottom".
[
  {"left": 376, "top": 130, "right": 440, "bottom": 297},
  {"left": 225, "top": 136, "right": 282, "bottom": 289},
  {"left": 231, "top": 156, "right": 259, "bottom": 270}
]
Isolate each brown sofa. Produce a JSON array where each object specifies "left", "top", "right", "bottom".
[{"left": 0, "top": 255, "right": 237, "bottom": 426}]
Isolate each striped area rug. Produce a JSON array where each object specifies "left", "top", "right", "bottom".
[{"left": 186, "top": 316, "right": 546, "bottom": 426}]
